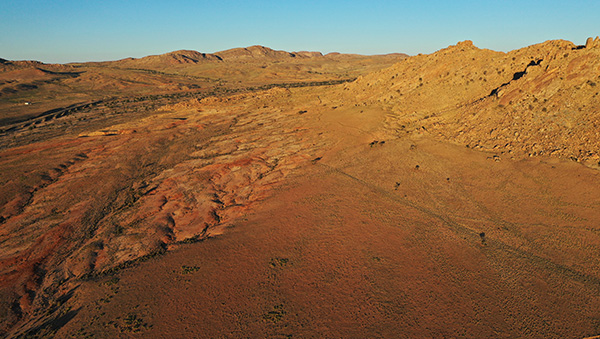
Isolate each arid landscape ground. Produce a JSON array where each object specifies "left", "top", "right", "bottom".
[{"left": 1, "top": 40, "right": 600, "bottom": 338}]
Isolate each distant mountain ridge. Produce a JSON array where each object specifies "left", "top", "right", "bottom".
[
  {"left": 109, "top": 45, "right": 408, "bottom": 67},
  {"left": 1, "top": 46, "right": 408, "bottom": 67}
]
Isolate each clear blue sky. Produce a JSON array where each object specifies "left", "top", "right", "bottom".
[{"left": 1, "top": 0, "right": 599, "bottom": 63}]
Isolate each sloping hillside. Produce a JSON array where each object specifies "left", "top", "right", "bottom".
[{"left": 344, "top": 38, "right": 600, "bottom": 166}]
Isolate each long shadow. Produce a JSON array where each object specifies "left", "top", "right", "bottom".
[
  {"left": 0, "top": 100, "right": 103, "bottom": 127},
  {"left": 36, "top": 67, "right": 84, "bottom": 77},
  {"left": 16, "top": 308, "right": 81, "bottom": 338},
  {"left": 14, "top": 288, "right": 80, "bottom": 338},
  {"left": 489, "top": 59, "right": 542, "bottom": 97}
]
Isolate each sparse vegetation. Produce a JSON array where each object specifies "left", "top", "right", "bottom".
[
  {"left": 263, "top": 304, "right": 286, "bottom": 323},
  {"left": 269, "top": 258, "right": 290, "bottom": 268},
  {"left": 181, "top": 265, "right": 201, "bottom": 274},
  {"left": 111, "top": 313, "right": 151, "bottom": 333}
]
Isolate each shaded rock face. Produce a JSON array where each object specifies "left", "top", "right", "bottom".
[{"left": 292, "top": 51, "right": 324, "bottom": 58}]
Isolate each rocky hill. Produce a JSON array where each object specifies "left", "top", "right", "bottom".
[
  {"left": 344, "top": 38, "right": 600, "bottom": 167},
  {"left": 215, "top": 45, "right": 301, "bottom": 60},
  {"left": 114, "top": 50, "right": 223, "bottom": 66}
]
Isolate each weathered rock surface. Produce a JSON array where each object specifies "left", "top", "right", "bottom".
[{"left": 343, "top": 39, "right": 600, "bottom": 167}]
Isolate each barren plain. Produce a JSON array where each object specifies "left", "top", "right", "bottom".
[{"left": 1, "top": 40, "right": 600, "bottom": 338}]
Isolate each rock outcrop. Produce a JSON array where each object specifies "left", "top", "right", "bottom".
[{"left": 586, "top": 36, "right": 600, "bottom": 49}]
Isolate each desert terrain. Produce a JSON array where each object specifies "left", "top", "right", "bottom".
[{"left": 1, "top": 39, "right": 600, "bottom": 338}]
